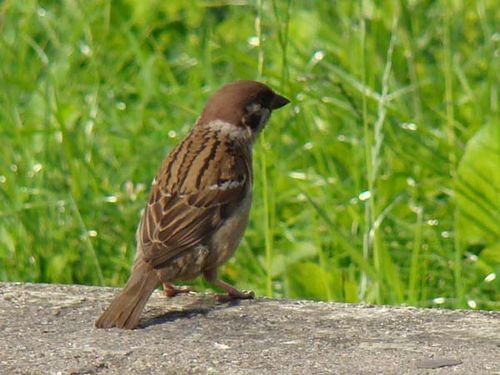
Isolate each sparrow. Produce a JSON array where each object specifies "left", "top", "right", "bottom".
[{"left": 95, "top": 80, "right": 289, "bottom": 329}]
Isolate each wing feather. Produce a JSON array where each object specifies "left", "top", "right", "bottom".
[{"left": 138, "top": 133, "right": 250, "bottom": 270}]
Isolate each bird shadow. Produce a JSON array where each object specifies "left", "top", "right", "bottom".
[{"left": 139, "top": 294, "right": 245, "bottom": 329}]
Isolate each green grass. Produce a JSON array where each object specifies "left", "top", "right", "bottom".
[{"left": 0, "top": 0, "right": 498, "bottom": 310}]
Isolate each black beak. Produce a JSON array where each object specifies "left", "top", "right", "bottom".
[{"left": 271, "top": 93, "right": 290, "bottom": 110}]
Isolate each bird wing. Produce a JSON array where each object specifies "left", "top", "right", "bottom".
[{"left": 138, "top": 136, "right": 250, "bottom": 269}]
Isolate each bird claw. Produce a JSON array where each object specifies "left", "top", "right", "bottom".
[
  {"left": 215, "top": 290, "right": 255, "bottom": 303},
  {"left": 163, "top": 283, "right": 194, "bottom": 297}
]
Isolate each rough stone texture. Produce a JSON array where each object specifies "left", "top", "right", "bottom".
[{"left": 0, "top": 282, "right": 499, "bottom": 375}]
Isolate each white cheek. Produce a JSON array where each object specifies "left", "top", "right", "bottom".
[
  {"left": 206, "top": 119, "right": 252, "bottom": 140},
  {"left": 258, "top": 108, "right": 271, "bottom": 129}
]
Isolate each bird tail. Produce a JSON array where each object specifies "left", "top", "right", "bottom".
[{"left": 95, "top": 259, "right": 159, "bottom": 329}]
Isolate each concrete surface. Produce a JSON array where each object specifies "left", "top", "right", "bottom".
[{"left": 0, "top": 282, "right": 499, "bottom": 374}]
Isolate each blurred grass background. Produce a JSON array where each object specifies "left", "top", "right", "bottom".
[{"left": 0, "top": 0, "right": 498, "bottom": 310}]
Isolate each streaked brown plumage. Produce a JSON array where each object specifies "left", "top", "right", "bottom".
[{"left": 95, "top": 80, "right": 289, "bottom": 329}]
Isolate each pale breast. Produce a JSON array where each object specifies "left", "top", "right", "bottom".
[{"left": 208, "top": 187, "right": 252, "bottom": 267}]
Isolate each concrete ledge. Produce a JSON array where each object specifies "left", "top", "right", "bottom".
[{"left": 0, "top": 282, "right": 499, "bottom": 374}]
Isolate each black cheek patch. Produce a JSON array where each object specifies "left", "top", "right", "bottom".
[{"left": 244, "top": 111, "right": 262, "bottom": 130}]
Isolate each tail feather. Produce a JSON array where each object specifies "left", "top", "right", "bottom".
[{"left": 95, "top": 260, "right": 159, "bottom": 329}]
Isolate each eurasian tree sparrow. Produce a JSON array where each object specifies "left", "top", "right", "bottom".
[{"left": 95, "top": 80, "right": 289, "bottom": 329}]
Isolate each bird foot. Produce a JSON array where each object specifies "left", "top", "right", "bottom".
[
  {"left": 163, "top": 283, "right": 194, "bottom": 298},
  {"left": 215, "top": 290, "right": 255, "bottom": 303}
]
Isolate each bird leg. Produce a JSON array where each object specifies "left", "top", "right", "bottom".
[
  {"left": 211, "top": 279, "right": 255, "bottom": 303},
  {"left": 162, "top": 282, "right": 194, "bottom": 297},
  {"left": 203, "top": 269, "right": 254, "bottom": 303}
]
